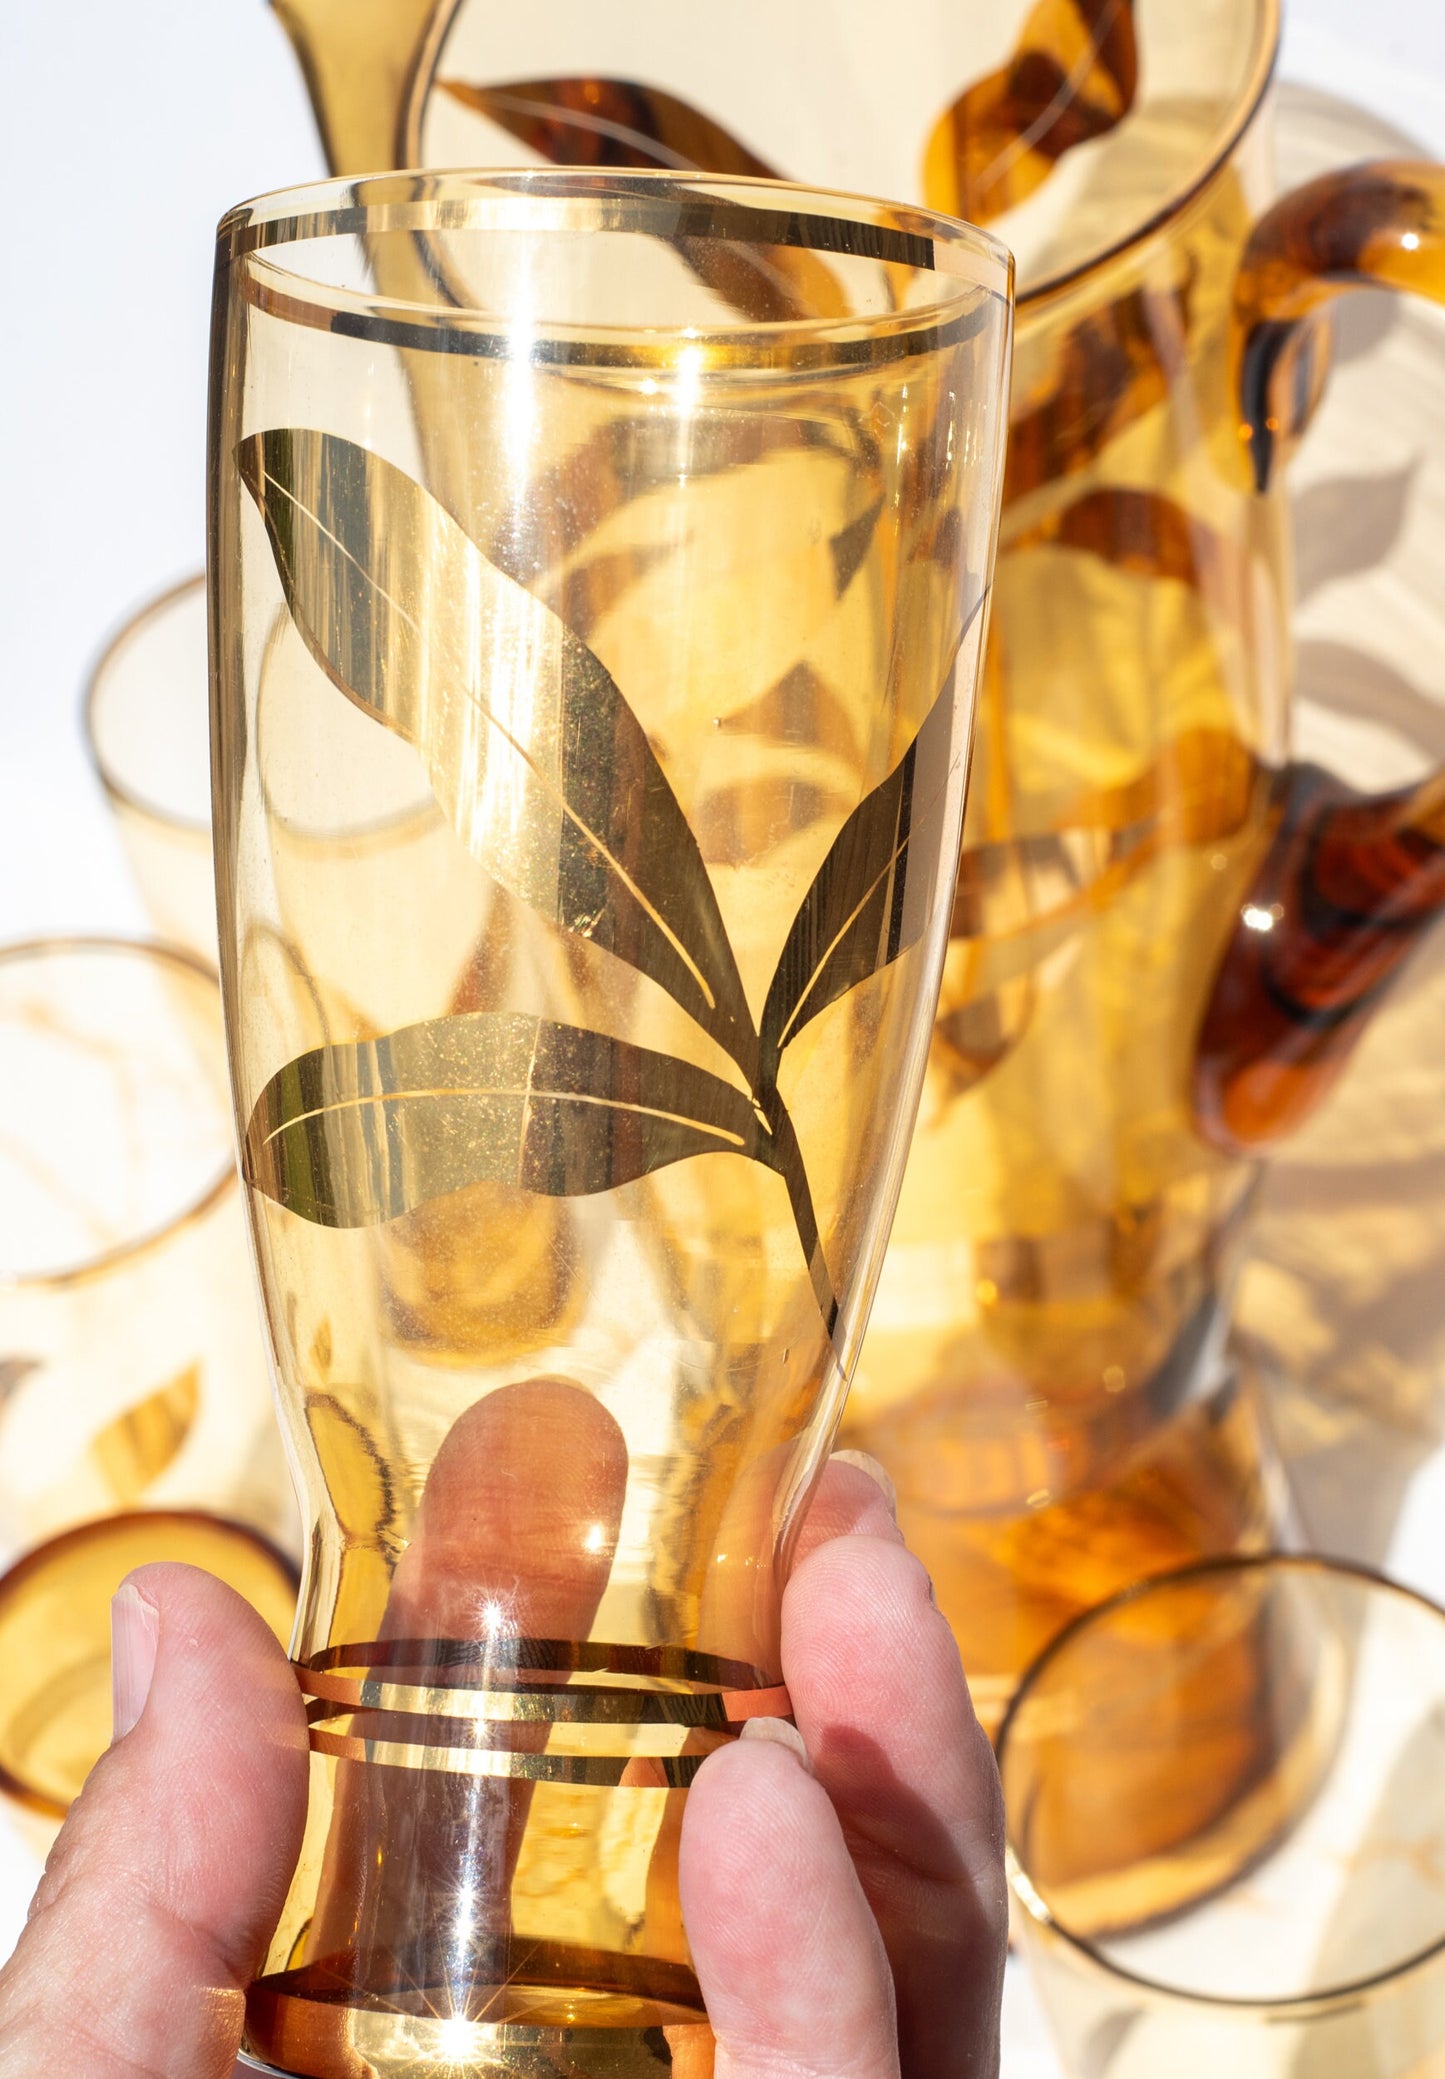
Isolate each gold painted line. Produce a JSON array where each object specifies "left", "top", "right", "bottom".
[
  {"left": 300, "top": 1671, "right": 743, "bottom": 1720},
  {"left": 309, "top": 1728, "right": 705, "bottom": 1783},
  {"left": 302, "top": 1635, "right": 778, "bottom": 1684},
  {"left": 255, "top": 1083, "right": 750, "bottom": 1155}
]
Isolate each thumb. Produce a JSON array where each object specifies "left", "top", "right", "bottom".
[{"left": 0, "top": 1562, "right": 308, "bottom": 2079}]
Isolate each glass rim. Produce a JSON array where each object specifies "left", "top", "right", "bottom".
[
  {"left": 1016, "top": 0, "right": 1281, "bottom": 307},
  {"left": 391, "top": 0, "right": 1281, "bottom": 313},
  {"left": 997, "top": 1549, "right": 1445, "bottom": 2011},
  {"left": 82, "top": 572, "right": 211, "bottom": 837},
  {"left": 0, "top": 937, "right": 236, "bottom": 1293},
  {"left": 0, "top": 1507, "right": 299, "bottom": 1820},
  {"left": 215, "top": 165, "right": 1014, "bottom": 362}
]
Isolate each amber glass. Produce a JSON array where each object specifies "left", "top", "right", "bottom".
[
  {"left": 0, "top": 939, "right": 298, "bottom": 1812},
  {"left": 0, "top": 1510, "right": 295, "bottom": 1820},
  {"left": 84, "top": 574, "right": 216, "bottom": 961},
  {"left": 1235, "top": 86, "right": 1445, "bottom": 1538},
  {"left": 209, "top": 169, "right": 1011, "bottom": 2076},
  {"left": 999, "top": 1556, "right": 1445, "bottom": 2077},
  {"left": 268, "top": 0, "right": 1445, "bottom": 1733}
]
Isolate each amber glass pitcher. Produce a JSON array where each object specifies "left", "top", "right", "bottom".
[{"left": 272, "top": 0, "right": 1445, "bottom": 1728}]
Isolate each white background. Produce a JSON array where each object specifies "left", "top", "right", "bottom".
[
  {"left": 0, "top": 4, "right": 1444, "bottom": 2070},
  {"left": 1, "top": 0, "right": 1443, "bottom": 951}
]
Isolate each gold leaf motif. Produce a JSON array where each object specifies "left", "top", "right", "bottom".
[
  {"left": 242, "top": 430, "right": 969, "bottom": 1339},
  {"left": 760, "top": 648, "right": 970, "bottom": 1063},
  {"left": 238, "top": 429, "right": 757, "bottom": 1078},
  {"left": 244, "top": 1011, "right": 770, "bottom": 1229},
  {"left": 89, "top": 1364, "right": 201, "bottom": 1507}
]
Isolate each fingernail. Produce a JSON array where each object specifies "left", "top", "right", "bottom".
[
  {"left": 740, "top": 1716, "right": 812, "bottom": 1773},
  {"left": 830, "top": 1448, "right": 898, "bottom": 1517},
  {"left": 111, "top": 1581, "right": 160, "bottom": 1742}
]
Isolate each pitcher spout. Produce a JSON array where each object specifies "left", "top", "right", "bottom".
[{"left": 269, "top": 0, "right": 458, "bottom": 174}]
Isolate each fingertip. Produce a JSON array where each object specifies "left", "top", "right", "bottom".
[
  {"left": 111, "top": 1578, "right": 160, "bottom": 1743},
  {"left": 829, "top": 1450, "right": 897, "bottom": 1516},
  {"left": 738, "top": 1715, "right": 812, "bottom": 1772},
  {"left": 785, "top": 1526, "right": 980, "bottom": 1796},
  {"left": 777, "top": 1531, "right": 1008, "bottom": 2076},
  {"left": 792, "top": 1455, "right": 904, "bottom": 1565}
]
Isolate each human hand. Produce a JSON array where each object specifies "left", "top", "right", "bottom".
[{"left": 0, "top": 1455, "right": 1006, "bottom": 2078}]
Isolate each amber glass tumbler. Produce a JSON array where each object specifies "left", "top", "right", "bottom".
[
  {"left": 209, "top": 169, "right": 1012, "bottom": 2076},
  {"left": 999, "top": 1556, "right": 1445, "bottom": 2077},
  {"left": 0, "top": 938, "right": 296, "bottom": 1817},
  {"left": 83, "top": 576, "right": 216, "bottom": 961}
]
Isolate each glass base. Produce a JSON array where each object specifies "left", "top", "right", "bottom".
[{"left": 242, "top": 1958, "right": 714, "bottom": 2077}]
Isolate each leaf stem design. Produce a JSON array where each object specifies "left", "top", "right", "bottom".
[{"left": 241, "top": 429, "right": 969, "bottom": 1345}]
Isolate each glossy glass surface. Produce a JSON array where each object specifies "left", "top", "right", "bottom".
[
  {"left": 210, "top": 169, "right": 1011, "bottom": 2075},
  {"left": 84, "top": 575, "right": 216, "bottom": 961},
  {"left": 275, "top": 0, "right": 1272, "bottom": 302},
  {"left": 1236, "top": 85, "right": 1445, "bottom": 1562},
  {"left": 269, "top": 0, "right": 1445, "bottom": 1734},
  {"left": 0, "top": 938, "right": 298, "bottom": 1810},
  {"left": 999, "top": 1557, "right": 1445, "bottom": 2076},
  {"left": 0, "top": 1509, "right": 296, "bottom": 1819}
]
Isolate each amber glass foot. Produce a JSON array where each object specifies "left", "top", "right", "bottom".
[
  {"left": 242, "top": 1942, "right": 713, "bottom": 2078},
  {"left": 886, "top": 1371, "right": 1286, "bottom": 1737},
  {"left": 239, "top": 1636, "right": 770, "bottom": 2079}
]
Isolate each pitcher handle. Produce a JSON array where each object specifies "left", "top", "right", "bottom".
[{"left": 1193, "top": 161, "right": 1445, "bottom": 1156}]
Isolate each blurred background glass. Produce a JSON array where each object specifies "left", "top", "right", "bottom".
[
  {"left": 999, "top": 1556, "right": 1445, "bottom": 2077},
  {"left": 0, "top": 938, "right": 297, "bottom": 1823},
  {"left": 2, "top": 4, "right": 1445, "bottom": 2069},
  {"left": 84, "top": 575, "right": 215, "bottom": 963}
]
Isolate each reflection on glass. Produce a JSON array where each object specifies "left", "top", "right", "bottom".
[
  {"left": 210, "top": 168, "right": 1012, "bottom": 2075},
  {"left": 267, "top": 0, "right": 1445, "bottom": 1735},
  {"left": 83, "top": 576, "right": 216, "bottom": 962},
  {"left": 0, "top": 939, "right": 298, "bottom": 1817},
  {"left": 999, "top": 1556, "right": 1445, "bottom": 2077},
  {"left": 0, "top": 1510, "right": 296, "bottom": 1821}
]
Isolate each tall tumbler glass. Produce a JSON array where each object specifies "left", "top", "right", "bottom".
[
  {"left": 0, "top": 938, "right": 298, "bottom": 1820},
  {"left": 84, "top": 575, "right": 216, "bottom": 963},
  {"left": 209, "top": 170, "right": 1012, "bottom": 2076},
  {"left": 998, "top": 1557, "right": 1445, "bottom": 2077}
]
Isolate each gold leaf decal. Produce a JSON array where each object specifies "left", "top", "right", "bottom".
[
  {"left": 241, "top": 433, "right": 969, "bottom": 1338},
  {"left": 89, "top": 1364, "right": 201, "bottom": 1506},
  {"left": 923, "top": 0, "right": 1138, "bottom": 225},
  {"left": 760, "top": 649, "right": 968, "bottom": 1062},
  {"left": 238, "top": 429, "right": 757, "bottom": 1077},
  {"left": 244, "top": 1011, "right": 770, "bottom": 1228}
]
